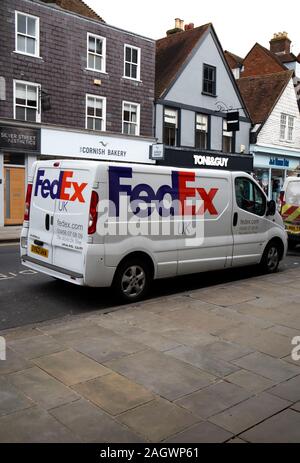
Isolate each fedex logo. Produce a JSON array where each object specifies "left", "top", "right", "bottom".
[
  {"left": 109, "top": 166, "right": 219, "bottom": 217},
  {"left": 34, "top": 170, "right": 87, "bottom": 203}
]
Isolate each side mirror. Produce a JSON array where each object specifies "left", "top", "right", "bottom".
[{"left": 266, "top": 200, "right": 276, "bottom": 217}]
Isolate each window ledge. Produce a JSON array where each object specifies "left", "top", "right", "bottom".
[
  {"left": 13, "top": 51, "right": 43, "bottom": 60},
  {"left": 85, "top": 68, "right": 108, "bottom": 75},
  {"left": 201, "top": 91, "right": 217, "bottom": 98},
  {"left": 122, "top": 76, "right": 143, "bottom": 83}
]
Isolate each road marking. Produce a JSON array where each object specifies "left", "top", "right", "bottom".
[{"left": 0, "top": 269, "right": 38, "bottom": 281}]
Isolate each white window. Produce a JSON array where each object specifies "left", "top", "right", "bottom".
[
  {"left": 87, "top": 33, "right": 106, "bottom": 73},
  {"left": 223, "top": 119, "right": 233, "bottom": 153},
  {"left": 122, "top": 101, "right": 140, "bottom": 136},
  {"left": 124, "top": 45, "right": 141, "bottom": 80},
  {"left": 86, "top": 95, "right": 106, "bottom": 131},
  {"left": 15, "top": 11, "right": 39, "bottom": 57},
  {"left": 14, "top": 80, "right": 40, "bottom": 122},
  {"left": 195, "top": 114, "right": 209, "bottom": 149},
  {"left": 288, "top": 116, "right": 295, "bottom": 141},
  {"left": 280, "top": 113, "right": 295, "bottom": 141}
]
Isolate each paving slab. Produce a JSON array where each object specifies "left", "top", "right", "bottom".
[
  {"left": 209, "top": 392, "right": 291, "bottom": 434},
  {"left": 161, "top": 328, "right": 217, "bottom": 348},
  {"left": 291, "top": 402, "right": 300, "bottom": 412},
  {"left": 188, "top": 285, "right": 257, "bottom": 306},
  {"left": 0, "top": 406, "right": 79, "bottom": 443},
  {"left": 176, "top": 381, "right": 252, "bottom": 419},
  {"left": 226, "top": 370, "right": 275, "bottom": 393},
  {"left": 232, "top": 352, "right": 300, "bottom": 382},
  {"left": 9, "top": 335, "right": 65, "bottom": 360},
  {"left": 73, "top": 373, "right": 154, "bottom": 416},
  {"left": 68, "top": 332, "right": 146, "bottom": 363},
  {"left": 106, "top": 326, "right": 181, "bottom": 352},
  {"left": 105, "top": 350, "right": 216, "bottom": 401},
  {"left": 117, "top": 398, "right": 199, "bottom": 442},
  {"left": 0, "top": 348, "right": 32, "bottom": 375},
  {"left": 240, "top": 409, "right": 300, "bottom": 443},
  {"left": 165, "top": 346, "right": 240, "bottom": 378},
  {"left": 33, "top": 350, "right": 110, "bottom": 386},
  {"left": 0, "top": 326, "right": 41, "bottom": 342},
  {"left": 165, "top": 421, "right": 233, "bottom": 443},
  {"left": 50, "top": 399, "right": 143, "bottom": 443},
  {"left": 267, "top": 375, "right": 300, "bottom": 402},
  {"left": 9, "top": 367, "right": 80, "bottom": 410},
  {"left": 198, "top": 341, "right": 253, "bottom": 362},
  {"left": 0, "top": 376, "right": 33, "bottom": 417}
]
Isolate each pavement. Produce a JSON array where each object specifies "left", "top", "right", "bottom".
[
  {"left": 0, "top": 226, "right": 21, "bottom": 243},
  {"left": 1, "top": 264, "right": 300, "bottom": 442}
]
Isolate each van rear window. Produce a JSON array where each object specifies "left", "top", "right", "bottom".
[{"left": 286, "top": 181, "right": 300, "bottom": 205}]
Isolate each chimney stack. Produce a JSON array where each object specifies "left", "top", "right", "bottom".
[
  {"left": 270, "top": 32, "right": 291, "bottom": 55},
  {"left": 184, "top": 23, "right": 195, "bottom": 31},
  {"left": 167, "top": 18, "right": 184, "bottom": 36}
]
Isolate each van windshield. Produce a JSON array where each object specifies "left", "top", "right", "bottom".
[{"left": 286, "top": 181, "right": 300, "bottom": 206}]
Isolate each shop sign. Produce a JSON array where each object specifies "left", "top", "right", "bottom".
[
  {"left": 0, "top": 126, "right": 40, "bottom": 152},
  {"left": 41, "top": 128, "right": 155, "bottom": 165},
  {"left": 269, "top": 158, "right": 289, "bottom": 167},
  {"left": 157, "top": 148, "right": 253, "bottom": 172}
]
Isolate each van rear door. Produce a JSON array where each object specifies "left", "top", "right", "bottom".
[
  {"left": 27, "top": 162, "right": 94, "bottom": 275},
  {"left": 282, "top": 180, "right": 300, "bottom": 235},
  {"left": 27, "top": 165, "right": 59, "bottom": 265}
]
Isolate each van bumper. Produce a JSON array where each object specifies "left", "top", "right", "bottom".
[{"left": 21, "top": 256, "right": 85, "bottom": 286}]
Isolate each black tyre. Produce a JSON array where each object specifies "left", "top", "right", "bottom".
[
  {"left": 260, "top": 241, "right": 281, "bottom": 273},
  {"left": 113, "top": 258, "right": 152, "bottom": 303}
]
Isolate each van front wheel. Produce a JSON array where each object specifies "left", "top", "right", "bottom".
[
  {"left": 113, "top": 258, "right": 151, "bottom": 303},
  {"left": 260, "top": 241, "right": 281, "bottom": 273}
]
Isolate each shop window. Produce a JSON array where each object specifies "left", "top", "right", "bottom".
[
  {"left": 4, "top": 153, "right": 25, "bottom": 166},
  {"left": 203, "top": 64, "right": 216, "bottom": 96},
  {"left": 163, "top": 108, "right": 178, "bottom": 147},
  {"left": 195, "top": 114, "right": 209, "bottom": 149},
  {"left": 14, "top": 80, "right": 41, "bottom": 122},
  {"left": 235, "top": 177, "right": 266, "bottom": 217},
  {"left": 15, "top": 11, "right": 40, "bottom": 57},
  {"left": 124, "top": 45, "right": 141, "bottom": 80},
  {"left": 222, "top": 120, "right": 234, "bottom": 153},
  {"left": 87, "top": 33, "right": 106, "bottom": 73},
  {"left": 86, "top": 94, "right": 106, "bottom": 131},
  {"left": 122, "top": 101, "right": 140, "bottom": 136}
]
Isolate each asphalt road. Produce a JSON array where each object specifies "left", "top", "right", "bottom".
[{"left": 1, "top": 243, "right": 300, "bottom": 331}]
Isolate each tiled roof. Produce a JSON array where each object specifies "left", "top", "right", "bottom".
[
  {"left": 40, "top": 0, "right": 104, "bottom": 22},
  {"left": 237, "top": 70, "right": 293, "bottom": 124},
  {"left": 224, "top": 50, "right": 244, "bottom": 69},
  {"left": 155, "top": 23, "right": 210, "bottom": 99},
  {"left": 277, "top": 52, "right": 300, "bottom": 64}
]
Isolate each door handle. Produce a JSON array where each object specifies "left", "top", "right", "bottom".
[
  {"left": 45, "top": 214, "right": 50, "bottom": 231},
  {"left": 233, "top": 212, "right": 238, "bottom": 227}
]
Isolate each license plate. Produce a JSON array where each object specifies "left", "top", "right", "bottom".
[
  {"left": 286, "top": 224, "right": 300, "bottom": 233},
  {"left": 31, "top": 244, "right": 49, "bottom": 258}
]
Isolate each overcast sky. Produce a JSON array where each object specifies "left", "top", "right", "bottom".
[{"left": 85, "top": 0, "right": 300, "bottom": 57}]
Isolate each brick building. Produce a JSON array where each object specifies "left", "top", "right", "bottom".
[{"left": 0, "top": 0, "right": 155, "bottom": 226}]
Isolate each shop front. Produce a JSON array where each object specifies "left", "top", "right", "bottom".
[
  {"left": 253, "top": 151, "right": 300, "bottom": 204},
  {"left": 0, "top": 124, "right": 41, "bottom": 226}
]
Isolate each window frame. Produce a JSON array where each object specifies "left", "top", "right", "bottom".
[
  {"left": 280, "top": 113, "right": 295, "bottom": 142},
  {"left": 235, "top": 177, "right": 267, "bottom": 217},
  {"left": 122, "top": 101, "right": 140, "bottom": 136},
  {"left": 13, "top": 79, "right": 41, "bottom": 123},
  {"left": 15, "top": 10, "right": 40, "bottom": 58},
  {"left": 85, "top": 94, "right": 107, "bottom": 132},
  {"left": 195, "top": 113, "right": 209, "bottom": 150},
  {"left": 202, "top": 64, "right": 217, "bottom": 96},
  {"left": 86, "top": 33, "right": 107, "bottom": 74},
  {"left": 222, "top": 119, "right": 235, "bottom": 154},
  {"left": 163, "top": 107, "right": 179, "bottom": 147},
  {"left": 123, "top": 44, "right": 141, "bottom": 81}
]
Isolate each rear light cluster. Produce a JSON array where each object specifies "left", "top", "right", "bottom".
[
  {"left": 88, "top": 191, "right": 99, "bottom": 235},
  {"left": 24, "top": 183, "right": 33, "bottom": 221}
]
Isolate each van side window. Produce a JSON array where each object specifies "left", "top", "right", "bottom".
[{"left": 235, "top": 178, "right": 266, "bottom": 217}]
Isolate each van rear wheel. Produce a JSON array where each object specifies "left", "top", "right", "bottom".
[
  {"left": 113, "top": 258, "right": 152, "bottom": 303},
  {"left": 260, "top": 241, "right": 281, "bottom": 273}
]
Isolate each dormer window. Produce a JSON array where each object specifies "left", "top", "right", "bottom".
[{"left": 203, "top": 64, "right": 216, "bottom": 96}]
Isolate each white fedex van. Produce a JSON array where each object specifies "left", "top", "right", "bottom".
[{"left": 21, "top": 160, "right": 287, "bottom": 302}]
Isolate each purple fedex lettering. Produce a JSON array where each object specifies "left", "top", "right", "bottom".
[
  {"left": 109, "top": 166, "right": 179, "bottom": 217},
  {"left": 34, "top": 170, "right": 64, "bottom": 200}
]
